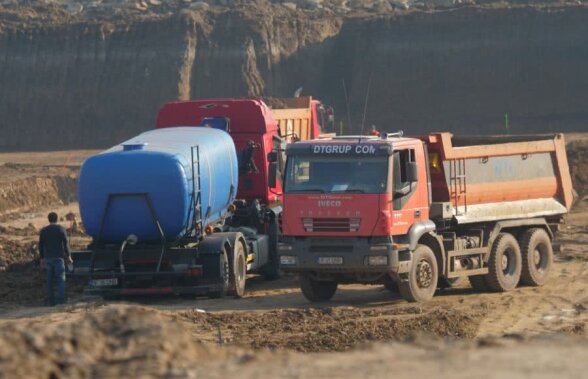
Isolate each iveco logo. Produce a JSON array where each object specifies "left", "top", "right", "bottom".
[{"left": 318, "top": 200, "right": 341, "bottom": 207}]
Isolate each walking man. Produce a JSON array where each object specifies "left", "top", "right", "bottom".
[{"left": 39, "top": 212, "right": 73, "bottom": 306}]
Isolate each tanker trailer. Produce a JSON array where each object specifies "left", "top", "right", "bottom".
[{"left": 71, "top": 126, "right": 252, "bottom": 298}]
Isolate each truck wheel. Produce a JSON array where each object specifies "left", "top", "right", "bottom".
[
  {"left": 485, "top": 233, "right": 522, "bottom": 292},
  {"left": 209, "top": 249, "right": 229, "bottom": 299},
  {"left": 468, "top": 275, "right": 489, "bottom": 292},
  {"left": 228, "top": 241, "right": 247, "bottom": 298},
  {"left": 299, "top": 274, "right": 337, "bottom": 302},
  {"left": 519, "top": 228, "right": 553, "bottom": 286},
  {"left": 382, "top": 274, "right": 399, "bottom": 293},
  {"left": 261, "top": 220, "right": 281, "bottom": 281},
  {"left": 398, "top": 244, "right": 438, "bottom": 303}
]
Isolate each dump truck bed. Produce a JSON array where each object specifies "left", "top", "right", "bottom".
[{"left": 421, "top": 133, "right": 573, "bottom": 224}]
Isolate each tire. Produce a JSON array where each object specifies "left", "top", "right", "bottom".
[
  {"left": 228, "top": 241, "right": 247, "bottom": 298},
  {"left": 261, "top": 220, "right": 281, "bottom": 281},
  {"left": 398, "top": 244, "right": 438, "bottom": 303},
  {"left": 485, "top": 233, "right": 522, "bottom": 292},
  {"left": 299, "top": 274, "right": 337, "bottom": 302},
  {"left": 468, "top": 275, "right": 489, "bottom": 292},
  {"left": 208, "top": 249, "right": 230, "bottom": 299},
  {"left": 382, "top": 274, "right": 399, "bottom": 293},
  {"left": 519, "top": 228, "right": 553, "bottom": 286}
]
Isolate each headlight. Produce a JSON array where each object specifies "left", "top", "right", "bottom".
[
  {"left": 366, "top": 255, "right": 388, "bottom": 266},
  {"left": 369, "top": 245, "right": 389, "bottom": 252},
  {"left": 280, "top": 255, "right": 297, "bottom": 265}
]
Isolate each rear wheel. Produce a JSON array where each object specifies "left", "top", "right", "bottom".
[
  {"left": 485, "top": 233, "right": 522, "bottom": 292},
  {"left": 299, "top": 274, "right": 338, "bottom": 302},
  {"left": 208, "top": 249, "right": 229, "bottom": 299},
  {"left": 519, "top": 228, "right": 553, "bottom": 286},
  {"left": 228, "top": 241, "right": 247, "bottom": 298},
  {"left": 399, "top": 244, "right": 438, "bottom": 303}
]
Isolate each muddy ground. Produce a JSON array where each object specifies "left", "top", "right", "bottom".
[{"left": 0, "top": 137, "right": 586, "bottom": 378}]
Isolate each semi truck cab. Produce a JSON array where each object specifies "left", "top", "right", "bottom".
[{"left": 278, "top": 133, "right": 573, "bottom": 303}]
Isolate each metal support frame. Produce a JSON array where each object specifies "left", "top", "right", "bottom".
[{"left": 91, "top": 193, "right": 167, "bottom": 283}]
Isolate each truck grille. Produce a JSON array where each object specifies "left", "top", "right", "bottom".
[{"left": 302, "top": 218, "right": 361, "bottom": 232}]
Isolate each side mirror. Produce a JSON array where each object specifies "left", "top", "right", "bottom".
[
  {"left": 267, "top": 151, "right": 278, "bottom": 163},
  {"left": 268, "top": 162, "right": 278, "bottom": 188},
  {"left": 406, "top": 162, "right": 418, "bottom": 182}
]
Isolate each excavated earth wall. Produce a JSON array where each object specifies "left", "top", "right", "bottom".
[{"left": 0, "top": 4, "right": 587, "bottom": 150}]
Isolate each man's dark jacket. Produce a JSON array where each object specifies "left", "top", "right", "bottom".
[{"left": 39, "top": 224, "right": 71, "bottom": 260}]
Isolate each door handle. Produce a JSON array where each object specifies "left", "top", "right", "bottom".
[{"left": 414, "top": 210, "right": 421, "bottom": 218}]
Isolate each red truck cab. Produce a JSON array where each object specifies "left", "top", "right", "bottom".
[{"left": 156, "top": 99, "right": 284, "bottom": 205}]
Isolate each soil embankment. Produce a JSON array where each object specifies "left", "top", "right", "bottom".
[{"left": 1, "top": 1, "right": 588, "bottom": 150}]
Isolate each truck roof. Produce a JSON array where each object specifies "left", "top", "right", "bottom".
[
  {"left": 155, "top": 99, "right": 278, "bottom": 134},
  {"left": 286, "top": 135, "right": 410, "bottom": 156}
]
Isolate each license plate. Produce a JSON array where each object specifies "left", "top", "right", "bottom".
[
  {"left": 317, "top": 257, "right": 343, "bottom": 265},
  {"left": 90, "top": 278, "right": 118, "bottom": 287}
]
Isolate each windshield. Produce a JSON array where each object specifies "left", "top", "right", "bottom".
[{"left": 284, "top": 155, "right": 389, "bottom": 194}]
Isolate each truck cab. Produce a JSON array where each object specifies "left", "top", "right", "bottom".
[{"left": 279, "top": 135, "right": 426, "bottom": 292}]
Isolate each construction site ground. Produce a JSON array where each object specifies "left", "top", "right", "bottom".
[{"left": 0, "top": 135, "right": 587, "bottom": 378}]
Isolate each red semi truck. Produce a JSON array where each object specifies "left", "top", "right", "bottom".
[
  {"left": 277, "top": 132, "right": 573, "bottom": 302},
  {"left": 155, "top": 97, "right": 333, "bottom": 283}
]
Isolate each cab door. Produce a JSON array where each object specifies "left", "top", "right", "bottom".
[{"left": 390, "top": 144, "right": 429, "bottom": 236}]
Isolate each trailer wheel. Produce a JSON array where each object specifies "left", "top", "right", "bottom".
[
  {"left": 399, "top": 244, "right": 438, "bottom": 303},
  {"left": 299, "top": 274, "right": 337, "bottom": 302},
  {"left": 519, "top": 228, "right": 553, "bottom": 286},
  {"left": 228, "top": 241, "right": 247, "bottom": 298},
  {"left": 209, "top": 249, "right": 230, "bottom": 299},
  {"left": 485, "top": 233, "right": 522, "bottom": 292},
  {"left": 468, "top": 275, "right": 489, "bottom": 292}
]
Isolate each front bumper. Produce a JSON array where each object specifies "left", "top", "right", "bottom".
[{"left": 278, "top": 237, "right": 411, "bottom": 274}]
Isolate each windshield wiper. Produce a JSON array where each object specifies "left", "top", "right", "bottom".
[{"left": 287, "top": 189, "right": 325, "bottom": 193}]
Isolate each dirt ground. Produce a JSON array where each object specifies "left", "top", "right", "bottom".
[{"left": 0, "top": 138, "right": 586, "bottom": 378}]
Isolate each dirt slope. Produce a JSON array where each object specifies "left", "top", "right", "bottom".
[{"left": 2, "top": 2, "right": 588, "bottom": 150}]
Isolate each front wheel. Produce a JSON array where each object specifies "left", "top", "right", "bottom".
[
  {"left": 299, "top": 274, "right": 337, "bottom": 302},
  {"left": 398, "top": 244, "right": 438, "bottom": 303}
]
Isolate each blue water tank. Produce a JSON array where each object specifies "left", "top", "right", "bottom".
[{"left": 79, "top": 127, "right": 238, "bottom": 243}]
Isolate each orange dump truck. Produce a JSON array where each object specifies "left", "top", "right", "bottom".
[
  {"left": 277, "top": 132, "right": 573, "bottom": 302},
  {"left": 270, "top": 96, "right": 335, "bottom": 142}
]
